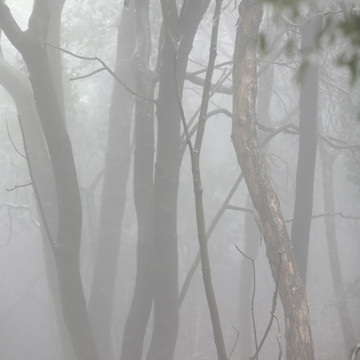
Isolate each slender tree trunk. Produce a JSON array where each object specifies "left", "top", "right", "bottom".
[
  {"left": 0, "top": 3, "right": 98, "bottom": 359},
  {"left": 47, "top": 0, "right": 66, "bottom": 117},
  {"left": 147, "top": 2, "right": 210, "bottom": 360},
  {"left": 182, "top": 1, "right": 227, "bottom": 358},
  {"left": 0, "top": 49, "right": 75, "bottom": 360},
  {"left": 43, "top": 3, "right": 78, "bottom": 358},
  {"left": 238, "top": 197, "right": 260, "bottom": 359},
  {"left": 88, "top": 5, "right": 136, "bottom": 360},
  {"left": 291, "top": 15, "right": 321, "bottom": 283},
  {"left": 120, "top": 0, "right": 155, "bottom": 359},
  {"left": 319, "top": 146, "right": 355, "bottom": 356},
  {"left": 232, "top": 2, "right": 314, "bottom": 359}
]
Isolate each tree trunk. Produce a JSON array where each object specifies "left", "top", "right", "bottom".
[
  {"left": 291, "top": 15, "right": 321, "bottom": 283},
  {"left": 88, "top": 5, "right": 135, "bottom": 359},
  {"left": 0, "top": 3, "right": 98, "bottom": 359},
  {"left": 0, "top": 48, "right": 76, "bottom": 360},
  {"left": 120, "top": 0, "right": 155, "bottom": 359},
  {"left": 319, "top": 145, "right": 355, "bottom": 356},
  {"left": 232, "top": 2, "right": 314, "bottom": 359},
  {"left": 238, "top": 38, "right": 274, "bottom": 358},
  {"left": 147, "top": 2, "right": 210, "bottom": 360}
]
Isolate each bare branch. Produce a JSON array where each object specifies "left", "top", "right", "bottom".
[
  {"left": 251, "top": 252, "right": 282, "bottom": 360},
  {"left": 188, "top": 59, "right": 232, "bottom": 77},
  {"left": 273, "top": 314, "right": 283, "bottom": 360},
  {"left": 185, "top": 71, "right": 232, "bottom": 94},
  {"left": 227, "top": 205, "right": 254, "bottom": 213},
  {"left": 70, "top": 66, "right": 106, "bottom": 81},
  {"left": 44, "top": 41, "right": 156, "bottom": 104},
  {"left": 6, "top": 120, "right": 26, "bottom": 159},
  {"left": 285, "top": 211, "right": 360, "bottom": 223},
  {"left": 228, "top": 325, "right": 240, "bottom": 360},
  {"left": 6, "top": 182, "right": 32, "bottom": 191},
  {"left": 350, "top": 341, "right": 360, "bottom": 360},
  {"left": 235, "top": 244, "right": 258, "bottom": 359}
]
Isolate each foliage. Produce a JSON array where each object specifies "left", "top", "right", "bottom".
[{"left": 262, "top": 0, "right": 360, "bottom": 84}]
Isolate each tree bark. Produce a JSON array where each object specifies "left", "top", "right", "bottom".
[
  {"left": 147, "top": 1, "right": 210, "bottom": 359},
  {"left": 182, "top": 1, "right": 227, "bottom": 358},
  {"left": 291, "top": 15, "right": 321, "bottom": 283},
  {"left": 319, "top": 145, "right": 355, "bottom": 356},
  {"left": 232, "top": 2, "right": 314, "bottom": 359},
  {"left": 88, "top": 5, "right": 135, "bottom": 360},
  {"left": 0, "top": 2, "right": 98, "bottom": 359},
  {"left": 120, "top": 0, "right": 155, "bottom": 359}
]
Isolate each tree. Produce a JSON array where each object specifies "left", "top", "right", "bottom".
[
  {"left": 232, "top": 1, "right": 314, "bottom": 358},
  {"left": 0, "top": 1, "right": 98, "bottom": 359},
  {"left": 88, "top": 4, "right": 135, "bottom": 359},
  {"left": 291, "top": 13, "right": 321, "bottom": 283},
  {"left": 120, "top": 0, "right": 155, "bottom": 359},
  {"left": 147, "top": 2, "right": 210, "bottom": 359}
]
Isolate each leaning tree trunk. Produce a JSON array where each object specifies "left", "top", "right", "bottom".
[
  {"left": 291, "top": 15, "right": 321, "bottom": 283},
  {"left": 88, "top": 4, "right": 135, "bottom": 360},
  {"left": 0, "top": 46, "right": 75, "bottom": 360},
  {"left": 0, "top": 55, "right": 77, "bottom": 360},
  {"left": 232, "top": 2, "right": 314, "bottom": 359},
  {"left": 238, "top": 53, "right": 274, "bottom": 359},
  {"left": 0, "top": 2, "right": 98, "bottom": 359}
]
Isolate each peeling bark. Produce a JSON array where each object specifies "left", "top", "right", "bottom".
[{"left": 232, "top": 2, "right": 314, "bottom": 359}]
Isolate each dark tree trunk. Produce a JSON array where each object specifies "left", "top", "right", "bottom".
[
  {"left": 147, "top": 1, "right": 210, "bottom": 359},
  {"left": 232, "top": 2, "right": 314, "bottom": 359},
  {"left": 88, "top": 5, "right": 136, "bottom": 360},
  {"left": 0, "top": 2, "right": 98, "bottom": 359},
  {"left": 120, "top": 0, "right": 155, "bottom": 359},
  {"left": 291, "top": 15, "right": 321, "bottom": 283},
  {"left": 183, "top": 1, "right": 227, "bottom": 358}
]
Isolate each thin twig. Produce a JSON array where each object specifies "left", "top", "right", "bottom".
[
  {"left": 285, "top": 211, "right": 360, "bottom": 223},
  {"left": 228, "top": 325, "right": 240, "bottom": 360},
  {"left": 188, "top": 59, "right": 232, "bottom": 77},
  {"left": 6, "top": 182, "right": 32, "bottom": 191},
  {"left": 6, "top": 120, "right": 26, "bottom": 159},
  {"left": 273, "top": 313, "right": 283, "bottom": 360},
  {"left": 350, "top": 341, "right": 360, "bottom": 360},
  {"left": 70, "top": 66, "right": 106, "bottom": 81},
  {"left": 44, "top": 41, "right": 156, "bottom": 104},
  {"left": 235, "top": 244, "right": 258, "bottom": 359},
  {"left": 251, "top": 252, "right": 282, "bottom": 360},
  {"left": 227, "top": 205, "right": 254, "bottom": 213},
  {"left": 17, "top": 116, "right": 56, "bottom": 251},
  {"left": 178, "top": 172, "right": 244, "bottom": 306}
]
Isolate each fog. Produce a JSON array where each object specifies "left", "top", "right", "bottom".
[{"left": 0, "top": 1, "right": 359, "bottom": 359}]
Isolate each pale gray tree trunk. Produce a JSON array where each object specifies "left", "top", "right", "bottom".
[
  {"left": 120, "top": 0, "right": 155, "bottom": 359},
  {"left": 291, "top": 15, "right": 321, "bottom": 283},
  {"left": 319, "top": 145, "right": 355, "bottom": 356},
  {"left": 0, "top": 2, "right": 98, "bottom": 359},
  {"left": 88, "top": 5, "right": 136, "bottom": 360}
]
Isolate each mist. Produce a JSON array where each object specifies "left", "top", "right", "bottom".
[{"left": 0, "top": 1, "right": 359, "bottom": 359}]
